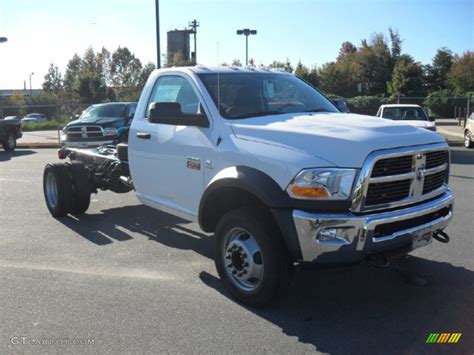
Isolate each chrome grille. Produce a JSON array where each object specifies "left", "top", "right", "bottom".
[
  {"left": 366, "top": 179, "right": 411, "bottom": 206},
  {"left": 351, "top": 144, "right": 449, "bottom": 212},
  {"left": 423, "top": 170, "right": 446, "bottom": 194},
  {"left": 426, "top": 151, "right": 448, "bottom": 169},
  {"left": 371, "top": 155, "right": 413, "bottom": 177},
  {"left": 67, "top": 126, "right": 104, "bottom": 139}
]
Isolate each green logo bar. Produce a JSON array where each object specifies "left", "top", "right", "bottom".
[{"left": 426, "top": 333, "right": 439, "bottom": 343}]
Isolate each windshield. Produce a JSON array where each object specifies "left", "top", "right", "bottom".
[
  {"left": 80, "top": 104, "right": 127, "bottom": 120},
  {"left": 382, "top": 107, "right": 428, "bottom": 121},
  {"left": 197, "top": 73, "right": 338, "bottom": 119}
]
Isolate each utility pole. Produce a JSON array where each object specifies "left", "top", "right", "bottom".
[
  {"left": 29, "top": 72, "right": 34, "bottom": 96},
  {"left": 188, "top": 19, "right": 199, "bottom": 64},
  {"left": 236, "top": 29, "right": 257, "bottom": 66},
  {"left": 155, "top": 0, "right": 161, "bottom": 68}
]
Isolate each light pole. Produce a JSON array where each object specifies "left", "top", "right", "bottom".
[
  {"left": 236, "top": 29, "right": 257, "bottom": 66},
  {"left": 0, "top": 37, "right": 7, "bottom": 43},
  {"left": 155, "top": 0, "right": 161, "bottom": 68},
  {"left": 29, "top": 72, "right": 34, "bottom": 96}
]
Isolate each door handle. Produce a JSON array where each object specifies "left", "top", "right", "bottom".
[{"left": 136, "top": 132, "right": 151, "bottom": 139}]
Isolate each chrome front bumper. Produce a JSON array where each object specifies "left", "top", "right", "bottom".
[
  {"left": 293, "top": 190, "right": 454, "bottom": 263},
  {"left": 61, "top": 140, "right": 114, "bottom": 148}
]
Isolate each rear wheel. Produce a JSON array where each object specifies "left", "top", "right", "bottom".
[
  {"left": 43, "top": 163, "right": 74, "bottom": 217},
  {"left": 465, "top": 130, "right": 473, "bottom": 149},
  {"left": 2, "top": 133, "right": 16, "bottom": 151},
  {"left": 214, "top": 207, "right": 293, "bottom": 307},
  {"left": 66, "top": 161, "right": 91, "bottom": 214}
]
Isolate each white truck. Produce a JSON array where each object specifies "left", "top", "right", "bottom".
[
  {"left": 375, "top": 104, "right": 437, "bottom": 131},
  {"left": 42, "top": 67, "right": 454, "bottom": 307}
]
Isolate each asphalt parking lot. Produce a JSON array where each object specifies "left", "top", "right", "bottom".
[{"left": 0, "top": 148, "right": 473, "bottom": 354}]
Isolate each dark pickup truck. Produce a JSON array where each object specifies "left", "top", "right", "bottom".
[{"left": 0, "top": 119, "right": 22, "bottom": 151}]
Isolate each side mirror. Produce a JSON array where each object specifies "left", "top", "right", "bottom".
[
  {"left": 428, "top": 116, "right": 435, "bottom": 122},
  {"left": 149, "top": 102, "right": 209, "bottom": 128}
]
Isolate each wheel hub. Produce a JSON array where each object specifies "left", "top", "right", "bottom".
[{"left": 223, "top": 228, "right": 263, "bottom": 291}]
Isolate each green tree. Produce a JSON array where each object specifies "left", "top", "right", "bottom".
[
  {"left": 231, "top": 59, "right": 242, "bottom": 67},
  {"left": 425, "top": 47, "right": 454, "bottom": 91},
  {"left": 42, "top": 63, "right": 63, "bottom": 93},
  {"left": 109, "top": 47, "right": 143, "bottom": 100},
  {"left": 448, "top": 51, "right": 474, "bottom": 94},
  {"left": 356, "top": 33, "right": 393, "bottom": 95},
  {"left": 388, "top": 28, "right": 402, "bottom": 60},
  {"left": 387, "top": 55, "right": 423, "bottom": 96},
  {"left": 295, "top": 61, "right": 320, "bottom": 88},
  {"left": 138, "top": 62, "right": 156, "bottom": 89},
  {"left": 63, "top": 53, "right": 82, "bottom": 92},
  {"left": 165, "top": 51, "right": 192, "bottom": 67},
  {"left": 269, "top": 59, "right": 293, "bottom": 73},
  {"left": 337, "top": 41, "right": 357, "bottom": 61}
]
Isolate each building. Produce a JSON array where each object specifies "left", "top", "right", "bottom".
[{"left": 167, "top": 29, "right": 191, "bottom": 62}]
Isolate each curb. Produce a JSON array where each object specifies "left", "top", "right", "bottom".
[{"left": 17, "top": 143, "right": 61, "bottom": 149}]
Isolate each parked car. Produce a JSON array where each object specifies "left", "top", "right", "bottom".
[
  {"left": 332, "top": 98, "right": 350, "bottom": 113},
  {"left": 61, "top": 102, "right": 137, "bottom": 148},
  {"left": 43, "top": 66, "right": 453, "bottom": 307},
  {"left": 0, "top": 117, "right": 22, "bottom": 151},
  {"left": 376, "top": 104, "right": 436, "bottom": 131},
  {"left": 464, "top": 113, "right": 474, "bottom": 149},
  {"left": 21, "top": 113, "right": 48, "bottom": 125},
  {"left": 4, "top": 116, "right": 20, "bottom": 120}
]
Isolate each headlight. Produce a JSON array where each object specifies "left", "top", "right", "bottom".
[
  {"left": 287, "top": 168, "right": 357, "bottom": 200},
  {"left": 104, "top": 127, "right": 117, "bottom": 136}
]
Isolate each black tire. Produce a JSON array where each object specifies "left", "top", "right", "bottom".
[
  {"left": 66, "top": 161, "right": 91, "bottom": 214},
  {"left": 43, "top": 163, "right": 74, "bottom": 217},
  {"left": 465, "top": 130, "right": 473, "bottom": 149},
  {"left": 214, "top": 207, "right": 293, "bottom": 307},
  {"left": 2, "top": 133, "right": 16, "bottom": 152}
]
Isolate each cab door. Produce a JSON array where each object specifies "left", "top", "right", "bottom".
[{"left": 129, "top": 73, "right": 213, "bottom": 220}]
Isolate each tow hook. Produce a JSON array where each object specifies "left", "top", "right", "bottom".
[
  {"left": 433, "top": 230, "right": 450, "bottom": 243},
  {"left": 366, "top": 253, "right": 390, "bottom": 268}
]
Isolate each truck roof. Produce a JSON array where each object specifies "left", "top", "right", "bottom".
[
  {"left": 155, "top": 66, "right": 293, "bottom": 75},
  {"left": 380, "top": 104, "right": 422, "bottom": 108}
]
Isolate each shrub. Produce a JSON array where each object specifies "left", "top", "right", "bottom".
[
  {"left": 346, "top": 96, "right": 391, "bottom": 116},
  {"left": 423, "top": 90, "right": 455, "bottom": 118}
]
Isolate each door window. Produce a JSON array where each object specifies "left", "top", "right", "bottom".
[{"left": 147, "top": 75, "right": 200, "bottom": 117}]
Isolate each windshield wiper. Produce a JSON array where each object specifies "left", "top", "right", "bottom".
[{"left": 230, "top": 111, "right": 286, "bottom": 119}]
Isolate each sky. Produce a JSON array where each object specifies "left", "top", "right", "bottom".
[{"left": 0, "top": 0, "right": 472, "bottom": 89}]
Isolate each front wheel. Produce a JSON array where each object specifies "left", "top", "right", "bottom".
[
  {"left": 2, "top": 133, "right": 16, "bottom": 151},
  {"left": 465, "top": 130, "right": 473, "bottom": 149},
  {"left": 214, "top": 208, "right": 293, "bottom": 307}
]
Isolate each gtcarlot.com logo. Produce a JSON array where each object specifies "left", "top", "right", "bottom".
[
  {"left": 10, "top": 336, "right": 94, "bottom": 346},
  {"left": 426, "top": 333, "right": 462, "bottom": 344}
]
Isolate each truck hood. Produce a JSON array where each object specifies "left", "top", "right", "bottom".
[
  {"left": 230, "top": 113, "right": 446, "bottom": 167},
  {"left": 66, "top": 117, "right": 127, "bottom": 128}
]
